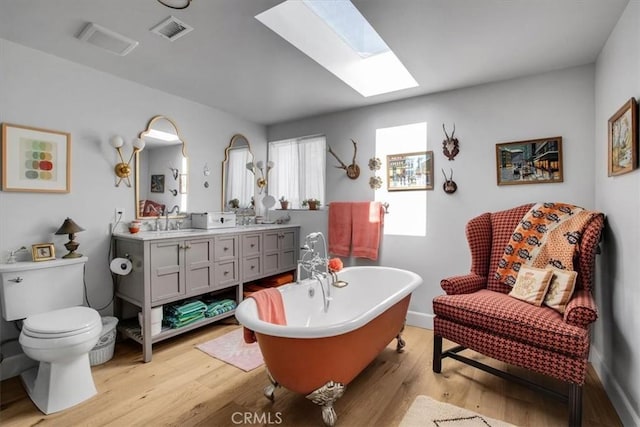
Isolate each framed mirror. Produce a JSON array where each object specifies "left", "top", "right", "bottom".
[
  {"left": 222, "top": 134, "right": 254, "bottom": 211},
  {"left": 135, "top": 115, "right": 189, "bottom": 219}
]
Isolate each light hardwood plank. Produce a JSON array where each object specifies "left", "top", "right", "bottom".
[{"left": 0, "top": 325, "right": 622, "bottom": 427}]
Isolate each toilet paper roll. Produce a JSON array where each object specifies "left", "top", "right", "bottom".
[{"left": 110, "top": 258, "right": 132, "bottom": 275}]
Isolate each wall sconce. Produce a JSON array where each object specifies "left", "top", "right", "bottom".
[
  {"left": 55, "top": 217, "right": 85, "bottom": 259},
  {"left": 246, "top": 160, "right": 274, "bottom": 194},
  {"left": 110, "top": 135, "right": 145, "bottom": 187}
]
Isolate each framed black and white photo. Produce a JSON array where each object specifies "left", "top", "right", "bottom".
[{"left": 150, "top": 174, "right": 165, "bottom": 193}]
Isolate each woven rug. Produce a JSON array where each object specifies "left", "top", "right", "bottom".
[
  {"left": 400, "top": 395, "right": 516, "bottom": 427},
  {"left": 196, "top": 327, "right": 264, "bottom": 372}
]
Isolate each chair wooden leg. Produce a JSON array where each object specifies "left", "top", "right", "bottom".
[
  {"left": 433, "top": 334, "right": 442, "bottom": 373},
  {"left": 568, "top": 383, "right": 583, "bottom": 427}
]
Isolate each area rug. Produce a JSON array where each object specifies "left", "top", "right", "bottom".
[
  {"left": 399, "top": 395, "right": 516, "bottom": 427},
  {"left": 196, "top": 327, "right": 264, "bottom": 372}
]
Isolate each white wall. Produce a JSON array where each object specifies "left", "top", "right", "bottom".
[
  {"left": 592, "top": 2, "right": 640, "bottom": 425},
  {"left": 0, "top": 39, "right": 267, "bottom": 376},
  {"left": 268, "top": 65, "right": 596, "bottom": 327}
]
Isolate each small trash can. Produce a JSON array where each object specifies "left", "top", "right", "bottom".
[{"left": 89, "top": 316, "right": 119, "bottom": 366}]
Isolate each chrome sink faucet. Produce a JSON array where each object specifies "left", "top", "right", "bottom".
[
  {"left": 165, "top": 205, "right": 180, "bottom": 230},
  {"left": 145, "top": 205, "right": 163, "bottom": 230}
]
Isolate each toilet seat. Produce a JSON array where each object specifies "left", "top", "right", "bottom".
[{"left": 22, "top": 306, "right": 101, "bottom": 339}]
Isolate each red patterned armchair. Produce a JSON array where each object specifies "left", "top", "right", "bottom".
[{"left": 432, "top": 203, "right": 605, "bottom": 427}]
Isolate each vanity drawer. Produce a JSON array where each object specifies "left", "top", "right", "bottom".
[
  {"left": 215, "top": 236, "right": 238, "bottom": 261},
  {"left": 242, "top": 255, "right": 262, "bottom": 280},
  {"left": 215, "top": 260, "right": 238, "bottom": 288},
  {"left": 241, "top": 234, "right": 261, "bottom": 257}
]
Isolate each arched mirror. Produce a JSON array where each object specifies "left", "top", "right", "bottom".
[
  {"left": 222, "top": 134, "right": 254, "bottom": 211},
  {"left": 135, "top": 115, "right": 189, "bottom": 219}
]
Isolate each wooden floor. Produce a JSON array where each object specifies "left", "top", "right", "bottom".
[{"left": 0, "top": 323, "right": 622, "bottom": 427}]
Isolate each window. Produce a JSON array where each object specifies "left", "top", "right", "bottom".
[
  {"left": 375, "top": 123, "right": 427, "bottom": 236},
  {"left": 268, "top": 135, "right": 326, "bottom": 208}
]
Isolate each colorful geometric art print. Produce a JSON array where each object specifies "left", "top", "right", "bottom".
[
  {"left": 2, "top": 123, "right": 70, "bottom": 193},
  {"left": 20, "top": 137, "right": 57, "bottom": 181}
]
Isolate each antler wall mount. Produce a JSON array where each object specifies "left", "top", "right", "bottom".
[
  {"left": 442, "top": 168, "right": 458, "bottom": 194},
  {"left": 328, "top": 139, "right": 360, "bottom": 179},
  {"left": 442, "top": 123, "right": 460, "bottom": 161}
]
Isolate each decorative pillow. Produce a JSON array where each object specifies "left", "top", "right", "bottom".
[
  {"left": 544, "top": 268, "right": 578, "bottom": 313},
  {"left": 508, "top": 265, "right": 553, "bottom": 306}
]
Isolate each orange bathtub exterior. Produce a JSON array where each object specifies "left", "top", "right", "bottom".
[{"left": 255, "top": 295, "right": 411, "bottom": 395}]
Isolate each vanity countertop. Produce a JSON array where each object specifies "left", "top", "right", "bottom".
[{"left": 112, "top": 223, "right": 299, "bottom": 241}]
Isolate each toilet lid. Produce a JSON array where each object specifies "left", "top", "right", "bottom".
[{"left": 23, "top": 306, "right": 101, "bottom": 338}]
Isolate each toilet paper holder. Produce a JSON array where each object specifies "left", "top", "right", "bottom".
[{"left": 110, "top": 254, "right": 133, "bottom": 276}]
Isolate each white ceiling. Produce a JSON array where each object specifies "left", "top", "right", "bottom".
[{"left": 0, "top": 0, "right": 629, "bottom": 126}]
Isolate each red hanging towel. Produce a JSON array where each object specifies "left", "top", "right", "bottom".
[
  {"left": 351, "top": 201, "right": 384, "bottom": 261},
  {"left": 328, "top": 202, "right": 353, "bottom": 257}
]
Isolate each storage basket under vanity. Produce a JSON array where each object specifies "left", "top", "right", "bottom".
[{"left": 89, "top": 316, "right": 119, "bottom": 366}]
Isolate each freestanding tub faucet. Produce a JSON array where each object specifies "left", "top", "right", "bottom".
[{"left": 297, "top": 232, "right": 333, "bottom": 311}]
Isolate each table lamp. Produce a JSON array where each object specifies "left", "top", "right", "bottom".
[{"left": 55, "top": 218, "right": 85, "bottom": 258}]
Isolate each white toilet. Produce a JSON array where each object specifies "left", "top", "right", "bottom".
[{"left": 0, "top": 256, "right": 102, "bottom": 414}]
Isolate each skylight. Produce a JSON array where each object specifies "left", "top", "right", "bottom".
[
  {"left": 302, "top": 0, "right": 389, "bottom": 58},
  {"left": 256, "top": 0, "right": 418, "bottom": 97}
]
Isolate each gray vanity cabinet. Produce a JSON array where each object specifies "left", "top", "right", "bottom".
[
  {"left": 241, "top": 233, "right": 262, "bottom": 280},
  {"left": 263, "top": 229, "right": 297, "bottom": 276},
  {"left": 213, "top": 235, "right": 239, "bottom": 288},
  {"left": 148, "top": 239, "right": 184, "bottom": 302},
  {"left": 113, "top": 225, "right": 298, "bottom": 362},
  {"left": 149, "top": 237, "right": 214, "bottom": 303}
]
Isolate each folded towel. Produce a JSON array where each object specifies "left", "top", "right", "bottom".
[
  {"left": 328, "top": 202, "right": 352, "bottom": 257},
  {"left": 163, "top": 300, "right": 209, "bottom": 328},
  {"left": 243, "top": 287, "right": 287, "bottom": 343},
  {"left": 173, "top": 300, "right": 207, "bottom": 316},
  {"left": 205, "top": 299, "right": 237, "bottom": 317},
  {"left": 351, "top": 201, "right": 384, "bottom": 260},
  {"left": 164, "top": 311, "right": 205, "bottom": 328}
]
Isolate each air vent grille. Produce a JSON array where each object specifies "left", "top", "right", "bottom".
[
  {"left": 77, "top": 23, "right": 138, "bottom": 56},
  {"left": 150, "top": 16, "right": 193, "bottom": 41}
]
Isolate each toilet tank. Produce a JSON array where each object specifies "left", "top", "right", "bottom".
[{"left": 0, "top": 256, "right": 88, "bottom": 321}]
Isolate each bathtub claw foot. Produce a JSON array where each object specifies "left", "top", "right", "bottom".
[
  {"left": 306, "top": 381, "right": 345, "bottom": 427},
  {"left": 396, "top": 322, "right": 406, "bottom": 353},
  {"left": 264, "top": 384, "right": 276, "bottom": 401},
  {"left": 396, "top": 334, "right": 406, "bottom": 353},
  {"left": 264, "top": 369, "right": 279, "bottom": 402}
]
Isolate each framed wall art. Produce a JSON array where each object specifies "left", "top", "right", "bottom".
[
  {"left": 496, "top": 137, "right": 563, "bottom": 186},
  {"left": 387, "top": 151, "right": 433, "bottom": 191},
  {"left": 1, "top": 123, "right": 71, "bottom": 193},
  {"left": 608, "top": 97, "right": 638, "bottom": 176},
  {"left": 32, "top": 242, "right": 55, "bottom": 262},
  {"left": 150, "top": 174, "right": 165, "bottom": 193}
]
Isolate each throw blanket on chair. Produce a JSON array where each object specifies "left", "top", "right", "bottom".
[{"left": 495, "top": 202, "right": 602, "bottom": 286}]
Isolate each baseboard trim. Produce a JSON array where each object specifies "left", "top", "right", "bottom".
[
  {"left": 0, "top": 352, "right": 36, "bottom": 381},
  {"left": 590, "top": 346, "right": 639, "bottom": 427},
  {"left": 406, "top": 310, "right": 433, "bottom": 330}
]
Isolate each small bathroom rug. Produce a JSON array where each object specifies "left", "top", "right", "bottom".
[
  {"left": 400, "top": 395, "right": 516, "bottom": 427},
  {"left": 196, "top": 327, "right": 264, "bottom": 372}
]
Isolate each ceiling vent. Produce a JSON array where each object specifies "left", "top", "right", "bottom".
[
  {"left": 77, "top": 22, "right": 138, "bottom": 56},
  {"left": 150, "top": 16, "right": 193, "bottom": 41}
]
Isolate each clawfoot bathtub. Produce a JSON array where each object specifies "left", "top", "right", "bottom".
[{"left": 235, "top": 266, "right": 422, "bottom": 426}]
